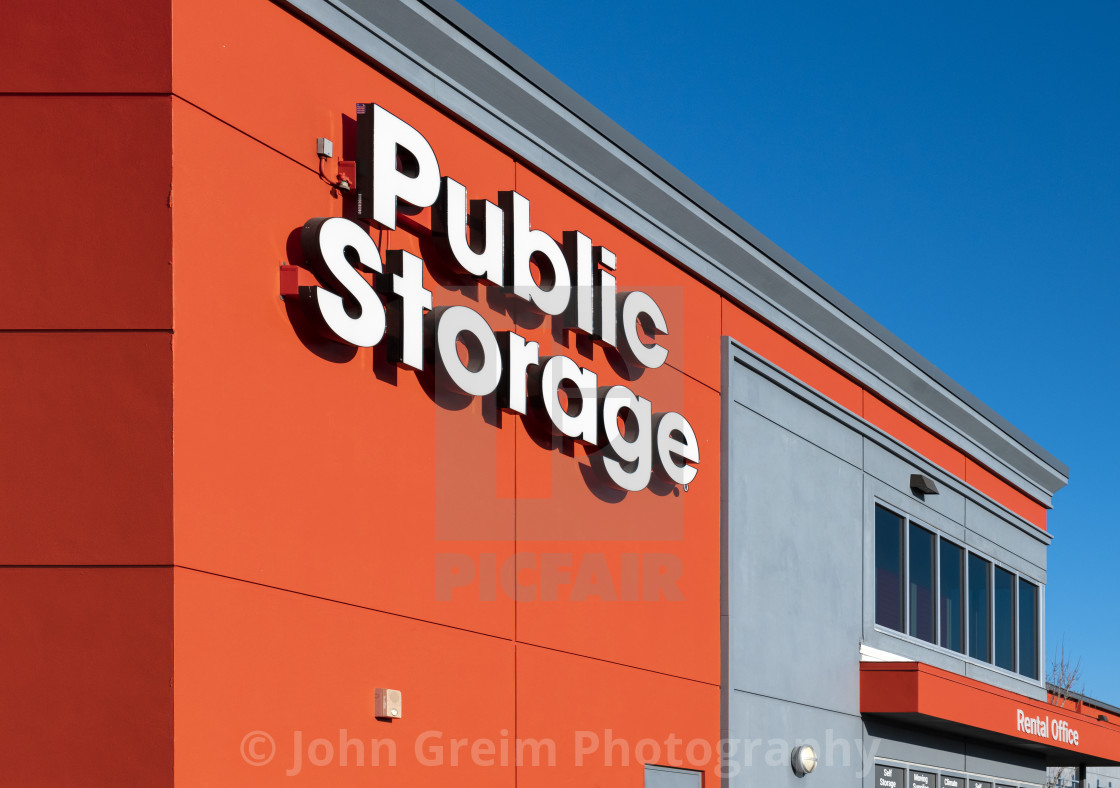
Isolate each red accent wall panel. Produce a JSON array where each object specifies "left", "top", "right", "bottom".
[
  {"left": 862, "top": 391, "right": 970, "bottom": 478},
  {"left": 0, "top": 0, "right": 171, "bottom": 92},
  {"left": 965, "top": 459, "right": 1048, "bottom": 530},
  {"left": 0, "top": 332, "right": 172, "bottom": 564},
  {"left": 0, "top": 568, "right": 173, "bottom": 786},
  {"left": 0, "top": 96, "right": 173, "bottom": 330}
]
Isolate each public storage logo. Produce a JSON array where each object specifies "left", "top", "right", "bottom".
[
  {"left": 1016, "top": 709, "right": 1080, "bottom": 746},
  {"left": 286, "top": 103, "right": 699, "bottom": 494}
]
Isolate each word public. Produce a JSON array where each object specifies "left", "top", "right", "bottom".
[{"left": 296, "top": 104, "right": 700, "bottom": 492}]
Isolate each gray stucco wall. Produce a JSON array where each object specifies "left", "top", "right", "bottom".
[
  {"left": 722, "top": 338, "right": 1050, "bottom": 788},
  {"left": 863, "top": 719, "right": 1048, "bottom": 785},
  {"left": 645, "top": 764, "right": 704, "bottom": 788}
]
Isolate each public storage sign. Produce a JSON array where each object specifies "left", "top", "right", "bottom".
[{"left": 293, "top": 103, "right": 700, "bottom": 493}]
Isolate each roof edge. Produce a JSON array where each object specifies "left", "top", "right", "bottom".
[
  {"left": 275, "top": 0, "right": 1071, "bottom": 499},
  {"left": 1050, "top": 686, "right": 1120, "bottom": 719}
]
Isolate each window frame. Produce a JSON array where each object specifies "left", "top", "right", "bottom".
[
  {"left": 937, "top": 535, "right": 966, "bottom": 655},
  {"left": 967, "top": 550, "right": 992, "bottom": 663},
  {"left": 872, "top": 500, "right": 1042, "bottom": 683},
  {"left": 874, "top": 505, "right": 906, "bottom": 632},
  {"left": 993, "top": 564, "right": 1018, "bottom": 672},
  {"left": 907, "top": 519, "right": 937, "bottom": 644},
  {"left": 1017, "top": 575, "right": 1042, "bottom": 680}
]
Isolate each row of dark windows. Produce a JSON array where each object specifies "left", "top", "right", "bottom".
[{"left": 874, "top": 504, "right": 1039, "bottom": 680}]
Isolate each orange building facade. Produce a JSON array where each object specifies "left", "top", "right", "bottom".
[{"left": 0, "top": 0, "right": 1109, "bottom": 786}]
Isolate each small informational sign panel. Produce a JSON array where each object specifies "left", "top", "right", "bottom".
[
  {"left": 969, "top": 780, "right": 992, "bottom": 788},
  {"left": 877, "top": 764, "right": 906, "bottom": 788},
  {"left": 910, "top": 770, "right": 936, "bottom": 788},
  {"left": 939, "top": 775, "right": 966, "bottom": 788}
]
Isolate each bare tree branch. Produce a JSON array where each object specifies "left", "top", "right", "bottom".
[{"left": 1046, "top": 638, "right": 1085, "bottom": 787}]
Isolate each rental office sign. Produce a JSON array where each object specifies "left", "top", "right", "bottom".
[
  {"left": 1016, "top": 709, "right": 1081, "bottom": 747},
  {"left": 294, "top": 103, "right": 700, "bottom": 493}
]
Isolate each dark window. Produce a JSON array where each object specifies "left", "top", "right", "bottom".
[
  {"left": 875, "top": 503, "right": 1042, "bottom": 674},
  {"left": 994, "top": 566, "right": 1016, "bottom": 671},
  {"left": 1019, "top": 579, "right": 1039, "bottom": 679},
  {"left": 908, "top": 523, "right": 936, "bottom": 643},
  {"left": 968, "top": 554, "right": 991, "bottom": 662},
  {"left": 939, "top": 540, "right": 965, "bottom": 653},
  {"left": 875, "top": 506, "right": 905, "bottom": 632}
]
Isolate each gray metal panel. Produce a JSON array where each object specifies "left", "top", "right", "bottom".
[
  {"left": 276, "top": 0, "right": 1069, "bottom": 502},
  {"left": 727, "top": 346, "right": 1050, "bottom": 544},
  {"left": 965, "top": 502, "right": 1047, "bottom": 581},
  {"left": 962, "top": 661, "right": 1047, "bottom": 701},
  {"left": 962, "top": 528, "right": 1046, "bottom": 586},
  {"left": 721, "top": 342, "right": 1062, "bottom": 788},
  {"left": 645, "top": 764, "right": 703, "bottom": 788},
  {"left": 726, "top": 343, "right": 1051, "bottom": 716},
  {"left": 964, "top": 741, "right": 1047, "bottom": 784},
  {"left": 731, "top": 362, "right": 863, "bottom": 468},
  {"left": 868, "top": 474, "right": 968, "bottom": 540},
  {"left": 729, "top": 692, "right": 867, "bottom": 788},
  {"left": 864, "top": 441, "right": 966, "bottom": 525},
  {"left": 721, "top": 338, "right": 735, "bottom": 750},
  {"left": 727, "top": 403, "right": 863, "bottom": 714},
  {"left": 864, "top": 719, "right": 966, "bottom": 773}
]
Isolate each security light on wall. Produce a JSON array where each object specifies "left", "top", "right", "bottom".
[
  {"left": 791, "top": 744, "right": 818, "bottom": 777},
  {"left": 910, "top": 473, "right": 940, "bottom": 495}
]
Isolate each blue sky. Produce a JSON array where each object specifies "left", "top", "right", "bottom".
[{"left": 457, "top": 0, "right": 1120, "bottom": 700}]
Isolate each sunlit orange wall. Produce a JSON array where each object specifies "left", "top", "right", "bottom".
[
  {"left": 0, "top": 0, "right": 1049, "bottom": 784},
  {"left": 169, "top": 0, "right": 720, "bottom": 784}
]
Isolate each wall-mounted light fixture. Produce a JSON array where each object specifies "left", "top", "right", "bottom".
[
  {"left": 791, "top": 744, "right": 818, "bottom": 777},
  {"left": 910, "top": 473, "right": 940, "bottom": 496}
]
